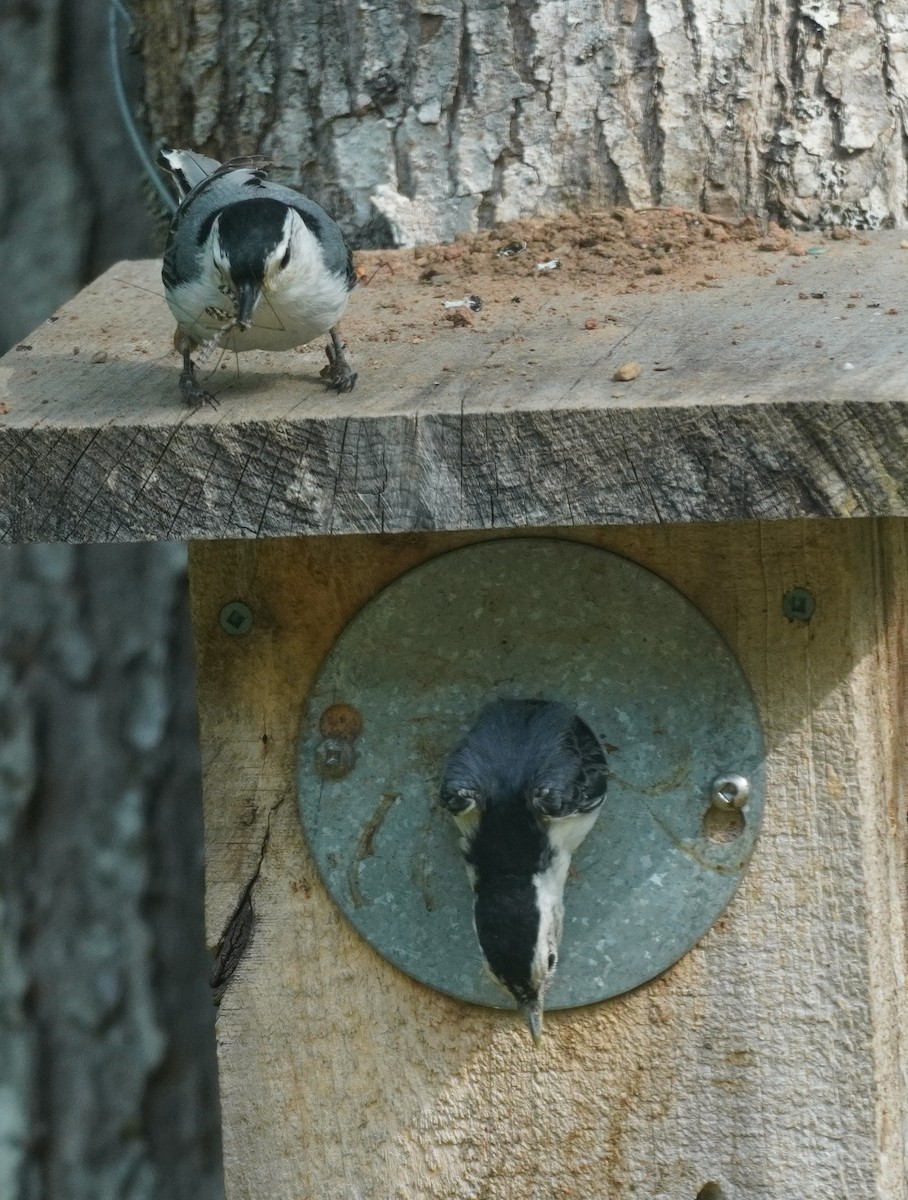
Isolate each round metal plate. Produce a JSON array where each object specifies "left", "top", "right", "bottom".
[{"left": 297, "top": 539, "right": 764, "bottom": 1011}]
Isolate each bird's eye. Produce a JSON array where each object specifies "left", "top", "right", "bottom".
[{"left": 280, "top": 245, "right": 291, "bottom": 269}]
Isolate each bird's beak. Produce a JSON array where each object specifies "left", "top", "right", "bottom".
[
  {"left": 522, "top": 999, "right": 543, "bottom": 1047},
  {"left": 235, "top": 281, "right": 261, "bottom": 331}
]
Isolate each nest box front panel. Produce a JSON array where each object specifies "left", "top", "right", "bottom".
[{"left": 296, "top": 538, "right": 764, "bottom": 1010}]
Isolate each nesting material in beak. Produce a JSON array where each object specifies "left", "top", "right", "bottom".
[{"left": 235, "top": 280, "right": 261, "bottom": 331}]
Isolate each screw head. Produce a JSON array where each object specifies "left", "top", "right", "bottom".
[
  {"left": 315, "top": 737, "right": 357, "bottom": 780},
  {"left": 782, "top": 587, "right": 815, "bottom": 622},
  {"left": 319, "top": 704, "right": 363, "bottom": 740},
  {"left": 709, "top": 774, "right": 750, "bottom": 811},
  {"left": 219, "top": 600, "right": 253, "bottom": 636}
]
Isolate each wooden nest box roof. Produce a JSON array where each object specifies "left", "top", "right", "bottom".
[{"left": 1, "top": 219, "right": 907, "bottom": 544}]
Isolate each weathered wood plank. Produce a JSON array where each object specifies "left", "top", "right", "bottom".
[
  {"left": 188, "top": 520, "right": 908, "bottom": 1200},
  {"left": 3, "top": 237, "right": 908, "bottom": 543}
]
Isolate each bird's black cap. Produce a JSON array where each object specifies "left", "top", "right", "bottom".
[{"left": 213, "top": 198, "right": 289, "bottom": 282}]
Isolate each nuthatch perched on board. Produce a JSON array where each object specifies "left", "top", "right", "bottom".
[
  {"left": 160, "top": 149, "right": 357, "bottom": 406},
  {"left": 440, "top": 699, "right": 608, "bottom": 1044}
]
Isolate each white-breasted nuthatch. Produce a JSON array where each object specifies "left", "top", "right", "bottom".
[
  {"left": 161, "top": 149, "right": 357, "bottom": 406},
  {"left": 440, "top": 699, "right": 608, "bottom": 1045}
]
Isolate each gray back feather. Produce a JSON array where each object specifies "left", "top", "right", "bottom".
[{"left": 442, "top": 699, "right": 608, "bottom": 814}]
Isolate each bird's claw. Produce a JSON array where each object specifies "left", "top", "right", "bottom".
[
  {"left": 179, "top": 369, "right": 219, "bottom": 408},
  {"left": 321, "top": 338, "right": 357, "bottom": 393},
  {"left": 324, "top": 368, "right": 358, "bottom": 394}
]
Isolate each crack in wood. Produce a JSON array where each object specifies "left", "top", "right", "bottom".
[{"left": 209, "top": 799, "right": 283, "bottom": 1003}]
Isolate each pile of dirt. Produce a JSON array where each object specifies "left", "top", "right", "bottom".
[{"left": 356, "top": 206, "right": 843, "bottom": 301}]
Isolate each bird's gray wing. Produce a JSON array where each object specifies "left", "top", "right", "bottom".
[
  {"left": 530, "top": 710, "right": 609, "bottom": 816},
  {"left": 258, "top": 181, "right": 357, "bottom": 286}
]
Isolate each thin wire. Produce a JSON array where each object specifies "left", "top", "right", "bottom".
[{"left": 107, "top": 0, "right": 177, "bottom": 213}]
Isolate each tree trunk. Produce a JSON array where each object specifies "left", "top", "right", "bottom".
[
  {"left": 0, "top": 3, "right": 223, "bottom": 1198},
  {"left": 137, "top": 0, "right": 908, "bottom": 245},
  {"left": 0, "top": 545, "right": 223, "bottom": 1200}
]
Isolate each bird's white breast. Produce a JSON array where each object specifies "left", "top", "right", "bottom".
[
  {"left": 546, "top": 807, "right": 601, "bottom": 859},
  {"left": 167, "top": 222, "right": 350, "bottom": 353}
]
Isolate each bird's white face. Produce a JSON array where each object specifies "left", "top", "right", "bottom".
[
  {"left": 198, "top": 208, "right": 348, "bottom": 349},
  {"left": 530, "top": 864, "right": 566, "bottom": 994},
  {"left": 261, "top": 212, "right": 297, "bottom": 285},
  {"left": 210, "top": 211, "right": 296, "bottom": 293}
]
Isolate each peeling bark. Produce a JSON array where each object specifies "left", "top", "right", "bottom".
[{"left": 137, "top": 0, "right": 908, "bottom": 244}]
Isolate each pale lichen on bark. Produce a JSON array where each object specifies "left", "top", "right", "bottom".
[{"left": 137, "top": 0, "right": 908, "bottom": 242}]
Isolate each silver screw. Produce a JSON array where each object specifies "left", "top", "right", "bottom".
[
  {"left": 219, "top": 600, "right": 253, "bottom": 636},
  {"left": 315, "top": 737, "right": 357, "bottom": 780},
  {"left": 782, "top": 587, "right": 815, "bottom": 622},
  {"left": 709, "top": 775, "right": 750, "bottom": 811}
]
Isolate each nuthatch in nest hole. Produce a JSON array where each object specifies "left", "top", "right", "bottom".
[{"left": 440, "top": 699, "right": 608, "bottom": 1045}]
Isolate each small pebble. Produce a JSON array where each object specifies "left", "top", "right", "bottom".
[
  {"left": 613, "top": 361, "right": 642, "bottom": 382},
  {"left": 496, "top": 240, "right": 527, "bottom": 258},
  {"left": 583, "top": 318, "right": 598, "bottom": 330},
  {"left": 91, "top": 350, "right": 108, "bottom": 363},
  {"left": 900, "top": 241, "right": 908, "bottom": 250}
]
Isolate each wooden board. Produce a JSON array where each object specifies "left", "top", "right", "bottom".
[
  {"left": 189, "top": 519, "right": 908, "bottom": 1200},
  {"left": 3, "top": 234, "right": 908, "bottom": 543}
]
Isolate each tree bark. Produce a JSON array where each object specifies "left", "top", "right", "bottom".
[
  {"left": 137, "top": 0, "right": 908, "bottom": 245},
  {"left": 0, "top": 3, "right": 223, "bottom": 1198},
  {"left": 0, "top": 545, "right": 223, "bottom": 1200}
]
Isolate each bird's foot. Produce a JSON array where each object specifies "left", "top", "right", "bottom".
[
  {"left": 321, "top": 332, "right": 357, "bottom": 394},
  {"left": 179, "top": 367, "right": 218, "bottom": 408}
]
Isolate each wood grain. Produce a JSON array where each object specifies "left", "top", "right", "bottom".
[
  {"left": 189, "top": 519, "right": 908, "bottom": 1200},
  {"left": 3, "top": 236, "right": 908, "bottom": 543}
]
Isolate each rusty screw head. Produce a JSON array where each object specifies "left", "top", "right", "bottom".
[
  {"left": 319, "top": 704, "right": 363, "bottom": 740},
  {"left": 314, "top": 705, "right": 363, "bottom": 780}
]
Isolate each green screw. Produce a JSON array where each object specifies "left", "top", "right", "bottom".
[
  {"left": 219, "top": 600, "right": 253, "bottom": 636},
  {"left": 782, "top": 587, "right": 815, "bottom": 622}
]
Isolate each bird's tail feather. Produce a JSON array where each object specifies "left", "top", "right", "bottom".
[{"left": 160, "top": 149, "right": 224, "bottom": 196}]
